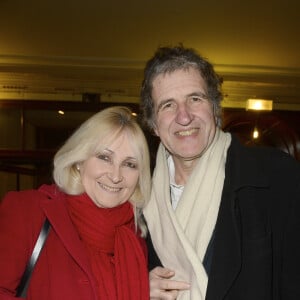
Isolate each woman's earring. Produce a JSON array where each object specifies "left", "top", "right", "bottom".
[{"left": 76, "top": 164, "right": 80, "bottom": 171}]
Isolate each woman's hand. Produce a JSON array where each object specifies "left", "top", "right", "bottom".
[{"left": 149, "top": 266, "right": 190, "bottom": 300}]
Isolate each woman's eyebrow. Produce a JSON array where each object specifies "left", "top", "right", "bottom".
[
  {"left": 103, "top": 148, "right": 113, "bottom": 154},
  {"left": 124, "top": 156, "right": 138, "bottom": 161}
]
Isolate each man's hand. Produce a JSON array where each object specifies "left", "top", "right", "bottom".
[{"left": 150, "top": 266, "right": 190, "bottom": 300}]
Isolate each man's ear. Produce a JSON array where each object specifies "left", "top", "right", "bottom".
[{"left": 153, "top": 124, "right": 159, "bottom": 136}]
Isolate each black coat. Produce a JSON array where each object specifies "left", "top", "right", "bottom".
[{"left": 147, "top": 136, "right": 300, "bottom": 300}]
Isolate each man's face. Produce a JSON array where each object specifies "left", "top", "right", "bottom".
[{"left": 151, "top": 67, "right": 216, "bottom": 161}]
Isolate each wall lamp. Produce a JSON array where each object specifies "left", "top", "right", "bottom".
[{"left": 246, "top": 99, "right": 273, "bottom": 111}]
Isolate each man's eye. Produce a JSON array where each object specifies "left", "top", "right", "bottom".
[
  {"left": 160, "top": 101, "right": 174, "bottom": 111},
  {"left": 191, "top": 96, "right": 203, "bottom": 102}
]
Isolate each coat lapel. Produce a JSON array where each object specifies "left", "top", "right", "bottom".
[
  {"left": 205, "top": 171, "right": 241, "bottom": 300},
  {"left": 206, "top": 136, "right": 269, "bottom": 300},
  {"left": 39, "top": 195, "right": 94, "bottom": 280}
]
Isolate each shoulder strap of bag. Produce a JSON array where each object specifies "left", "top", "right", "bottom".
[{"left": 16, "top": 218, "right": 51, "bottom": 297}]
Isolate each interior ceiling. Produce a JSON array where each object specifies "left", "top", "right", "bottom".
[{"left": 0, "top": 0, "right": 299, "bottom": 110}]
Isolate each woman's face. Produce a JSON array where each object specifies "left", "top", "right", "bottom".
[{"left": 79, "top": 133, "right": 140, "bottom": 208}]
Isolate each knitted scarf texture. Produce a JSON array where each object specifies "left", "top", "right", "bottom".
[
  {"left": 67, "top": 194, "right": 149, "bottom": 300},
  {"left": 144, "top": 128, "right": 231, "bottom": 299}
]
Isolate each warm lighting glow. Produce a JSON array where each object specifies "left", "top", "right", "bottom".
[
  {"left": 253, "top": 127, "right": 259, "bottom": 139},
  {"left": 131, "top": 112, "right": 137, "bottom": 117},
  {"left": 58, "top": 110, "right": 65, "bottom": 115},
  {"left": 246, "top": 99, "right": 273, "bottom": 111}
]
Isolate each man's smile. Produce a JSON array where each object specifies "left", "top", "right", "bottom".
[{"left": 175, "top": 128, "right": 198, "bottom": 137}]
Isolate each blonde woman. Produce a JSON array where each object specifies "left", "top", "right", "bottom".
[{"left": 0, "top": 106, "right": 151, "bottom": 300}]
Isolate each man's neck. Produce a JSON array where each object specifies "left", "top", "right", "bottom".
[{"left": 173, "top": 156, "right": 199, "bottom": 185}]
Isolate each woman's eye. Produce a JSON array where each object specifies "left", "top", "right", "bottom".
[
  {"left": 124, "top": 161, "right": 138, "bottom": 169},
  {"left": 97, "top": 154, "right": 111, "bottom": 162}
]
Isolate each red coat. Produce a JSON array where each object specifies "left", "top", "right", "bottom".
[{"left": 0, "top": 184, "right": 147, "bottom": 300}]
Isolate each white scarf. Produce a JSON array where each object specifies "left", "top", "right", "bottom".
[{"left": 144, "top": 129, "right": 231, "bottom": 299}]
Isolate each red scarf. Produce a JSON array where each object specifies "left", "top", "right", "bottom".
[{"left": 66, "top": 194, "right": 149, "bottom": 300}]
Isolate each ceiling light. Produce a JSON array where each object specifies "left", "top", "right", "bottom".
[
  {"left": 252, "top": 127, "right": 259, "bottom": 139},
  {"left": 246, "top": 99, "right": 273, "bottom": 111}
]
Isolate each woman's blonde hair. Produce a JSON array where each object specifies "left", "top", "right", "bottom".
[{"left": 53, "top": 106, "right": 151, "bottom": 236}]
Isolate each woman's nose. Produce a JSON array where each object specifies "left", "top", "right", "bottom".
[{"left": 107, "top": 166, "right": 123, "bottom": 183}]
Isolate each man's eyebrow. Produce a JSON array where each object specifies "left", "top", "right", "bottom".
[
  {"left": 187, "top": 91, "right": 208, "bottom": 99},
  {"left": 155, "top": 91, "right": 209, "bottom": 113}
]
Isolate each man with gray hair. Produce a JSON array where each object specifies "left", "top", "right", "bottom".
[{"left": 141, "top": 45, "right": 300, "bottom": 300}]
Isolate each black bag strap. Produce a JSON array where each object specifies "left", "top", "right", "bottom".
[{"left": 16, "top": 218, "right": 51, "bottom": 297}]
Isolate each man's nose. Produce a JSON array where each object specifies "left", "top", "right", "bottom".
[{"left": 175, "top": 104, "right": 193, "bottom": 125}]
